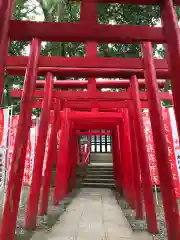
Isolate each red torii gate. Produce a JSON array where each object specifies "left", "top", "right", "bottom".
[{"left": 0, "top": 0, "right": 180, "bottom": 240}]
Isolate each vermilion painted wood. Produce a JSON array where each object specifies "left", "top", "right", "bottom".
[
  {"left": 116, "top": 125, "right": 124, "bottom": 193},
  {"left": 63, "top": 120, "right": 73, "bottom": 194},
  {"left": 142, "top": 42, "right": 180, "bottom": 239},
  {"left": 65, "top": 112, "right": 123, "bottom": 126},
  {"left": 25, "top": 72, "right": 53, "bottom": 229},
  {"left": 19, "top": 108, "right": 120, "bottom": 121},
  {"left": 69, "top": 130, "right": 78, "bottom": 191},
  {"left": 120, "top": 110, "right": 135, "bottom": 208},
  {"left": 53, "top": 109, "right": 72, "bottom": 205},
  {"left": 161, "top": 0, "right": 180, "bottom": 145},
  {"left": 112, "top": 131, "right": 119, "bottom": 190},
  {"left": 74, "top": 123, "right": 117, "bottom": 130},
  {"left": 6, "top": 66, "right": 170, "bottom": 79},
  {"left": 35, "top": 79, "right": 166, "bottom": 89},
  {"left": 10, "top": 89, "right": 173, "bottom": 101},
  {"left": 77, "top": 131, "right": 111, "bottom": 136},
  {"left": 130, "top": 75, "right": 158, "bottom": 233},
  {"left": 10, "top": 97, "right": 170, "bottom": 114},
  {"left": 113, "top": 126, "right": 123, "bottom": 193},
  {"left": 39, "top": 99, "right": 61, "bottom": 216},
  {"left": 0, "top": 39, "right": 40, "bottom": 240},
  {"left": 32, "top": 101, "right": 126, "bottom": 110},
  {"left": 118, "top": 121, "right": 125, "bottom": 194},
  {"left": 6, "top": 56, "right": 168, "bottom": 70},
  {"left": 128, "top": 101, "right": 143, "bottom": 220},
  {"left": 125, "top": 110, "right": 136, "bottom": 208},
  {"left": 31, "top": 100, "right": 152, "bottom": 110},
  {"left": 0, "top": 0, "right": 14, "bottom": 102},
  {"left": 30, "top": 101, "right": 135, "bottom": 110},
  {"left": 81, "top": 0, "right": 99, "bottom": 113},
  {"left": 10, "top": 89, "right": 130, "bottom": 100},
  {"left": 9, "top": 20, "right": 164, "bottom": 43},
  {"left": 80, "top": 0, "right": 97, "bottom": 25}
]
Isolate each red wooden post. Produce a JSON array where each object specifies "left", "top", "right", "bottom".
[
  {"left": 70, "top": 130, "right": 79, "bottom": 189},
  {"left": 69, "top": 130, "right": 75, "bottom": 191},
  {"left": 142, "top": 43, "right": 180, "bottom": 239},
  {"left": 114, "top": 127, "right": 120, "bottom": 192},
  {"left": 130, "top": 75, "right": 158, "bottom": 233},
  {"left": 122, "top": 110, "right": 136, "bottom": 208},
  {"left": 76, "top": 135, "right": 80, "bottom": 165},
  {"left": 116, "top": 124, "right": 124, "bottom": 195},
  {"left": 39, "top": 99, "right": 61, "bottom": 216},
  {"left": 67, "top": 122, "right": 74, "bottom": 192},
  {"left": 118, "top": 120, "right": 126, "bottom": 195},
  {"left": 81, "top": 0, "right": 97, "bottom": 106},
  {"left": 128, "top": 101, "right": 143, "bottom": 219},
  {"left": 53, "top": 109, "right": 72, "bottom": 205},
  {"left": 25, "top": 72, "right": 53, "bottom": 229},
  {"left": 161, "top": 0, "right": 180, "bottom": 139},
  {"left": 0, "top": 0, "right": 14, "bottom": 101},
  {"left": 114, "top": 126, "right": 123, "bottom": 193},
  {"left": 112, "top": 131, "right": 118, "bottom": 189},
  {"left": 0, "top": 39, "right": 40, "bottom": 240}
]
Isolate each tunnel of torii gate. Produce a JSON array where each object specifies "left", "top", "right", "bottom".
[{"left": 1, "top": 0, "right": 180, "bottom": 239}]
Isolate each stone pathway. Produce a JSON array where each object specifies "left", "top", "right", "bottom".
[{"left": 32, "top": 188, "right": 153, "bottom": 240}]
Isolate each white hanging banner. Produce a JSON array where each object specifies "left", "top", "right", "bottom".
[
  {"left": 162, "top": 108, "right": 180, "bottom": 198},
  {"left": 0, "top": 148, "right": 6, "bottom": 190},
  {"left": 0, "top": 108, "right": 10, "bottom": 148},
  {"left": 29, "top": 119, "right": 37, "bottom": 183},
  {"left": 0, "top": 108, "right": 10, "bottom": 189},
  {"left": 7, "top": 115, "right": 19, "bottom": 172},
  {"left": 142, "top": 110, "right": 159, "bottom": 185},
  {"left": 42, "top": 111, "right": 54, "bottom": 176},
  {"left": 7, "top": 116, "right": 38, "bottom": 185},
  {"left": 168, "top": 107, "right": 180, "bottom": 180}
]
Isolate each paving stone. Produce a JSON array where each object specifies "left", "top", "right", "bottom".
[
  {"left": 31, "top": 188, "right": 153, "bottom": 240},
  {"left": 133, "top": 232, "right": 153, "bottom": 240}
]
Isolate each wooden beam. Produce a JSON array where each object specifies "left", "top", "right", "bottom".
[
  {"left": 11, "top": 89, "right": 172, "bottom": 101},
  {"left": 7, "top": 66, "right": 169, "bottom": 79},
  {"left": 68, "top": 111, "right": 123, "bottom": 121},
  {"left": 74, "top": 122, "right": 117, "bottom": 130},
  {"left": 9, "top": 20, "right": 164, "bottom": 43},
  {"left": 76, "top": 131, "right": 111, "bottom": 136},
  {"left": 6, "top": 56, "right": 168, "bottom": 69},
  {"left": 32, "top": 99, "right": 151, "bottom": 110},
  {"left": 35, "top": 79, "right": 166, "bottom": 89}
]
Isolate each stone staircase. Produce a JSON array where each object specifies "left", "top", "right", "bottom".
[
  {"left": 90, "top": 153, "right": 113, "bottom": 164},
  {"left": 82, "top": 164, "right": 115, "bottom": 188}
]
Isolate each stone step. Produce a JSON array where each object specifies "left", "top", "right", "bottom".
[
  {"left": 87, "top": 167, "right": 114, "bottom": 170},
  {"left": 83, "top": 178, "right": 115, "bottom": 184},
  {"left": 81, "top": 182, "right": 115, "bottom": 188},
  {"left": 88, "top": 165, "right": 113, "bottom": 169},
  {"left": 85, "top": 174, "right": 114, "bottom": 179},
  {"left": 90, "top": 159, "right": 113, "bottom": 163},
  {"left": 87, "top": 169, "right": 114, "bottom": 172},
  {"left": 87, "top": 170, "right": 114, "bottom": 175}
]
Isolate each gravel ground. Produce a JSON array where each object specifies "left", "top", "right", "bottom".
[
  {"left": 1, "top": 185, "right": 179, "bottom": 240},
  {"left": 0, "top": 168, "right": 85, "bottom": 240},
  {"left": 0, "top": 186, "right": 79, "bottom": 240},
  {"left": 115, "top": 191, "right": 180, "bottom": 240}
]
